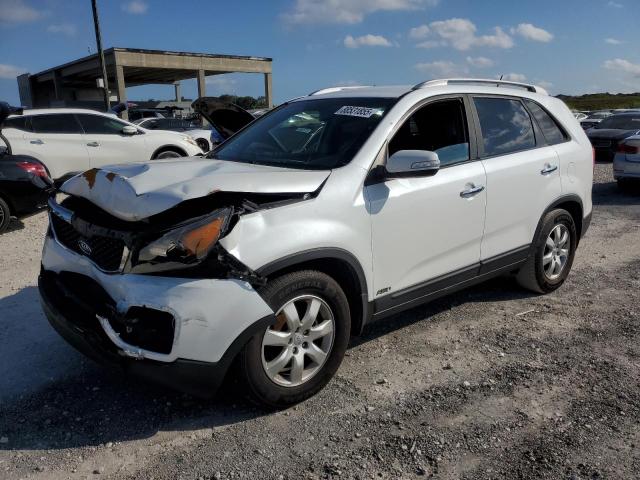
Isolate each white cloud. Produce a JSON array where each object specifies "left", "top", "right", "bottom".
[
  {"left": 121, "top": 1, "right": 148, "bottom": 14},
  {"left": 466, "top": 56, "right": 494, "bottom": 68},
  {"left": 344, "top": 34, "right": 393, "bottom": 48},
  {"left": 607, "top": 1, "right": 623, "bottom": 7},
  {"left": 47, "top": 23, "right": 76, "bottom": 36},
  {"left": 501, "top": 73, "right": 527, "bottom": 82},
  {"left": 417, "top": 18, "right": 513, "bottom": 51},
  {"left": 409, "top": 24, "right": 430, "bottom": 39},
  {"left": 0, "top": 0, "right": 44, "bottom": 24},
  {"left": 0, "top": 63, "right": 27, "bottom": 79},
  {"left": 605, "top": 37, "right": 624, "bottom": 45},
  {"left": 282, "top": 0, "right": 438, "bottom": 25},
  {"left": 414, "top": 60, "right": 468, "bottom": 77},
  {"left": 511, "top": 23, "right": 553, "bottom": 43},
  {"left": 536, "top": 80, "right": 554, "bottom": 90},
  {"left": 603, "top": 58, "right": 640, "bottom": 76}
]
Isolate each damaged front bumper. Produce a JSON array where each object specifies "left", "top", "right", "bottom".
[{"left": 40, "top": 235, "right": 275, "bottom": 396}]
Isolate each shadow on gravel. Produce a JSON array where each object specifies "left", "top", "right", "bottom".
[
  {"left": 2, "top": 217, "right": 25, "bottom": 234},
  {"left": 354, "top": 276, "right": 537, "bottom": 348},
  {"left": 592, "top": 180, "right": 640, "bottom": 206}
]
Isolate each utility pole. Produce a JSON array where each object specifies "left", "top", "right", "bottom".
[{"left": 91, "top": 0, "right": 110, "bottom": 111}]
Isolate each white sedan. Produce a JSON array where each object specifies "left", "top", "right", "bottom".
[
  {"left": 133, "top": 117, "right": 215, "bottom": 152},
  {"left": 2, "top": 108, "right": 203, "bottom": 181}
]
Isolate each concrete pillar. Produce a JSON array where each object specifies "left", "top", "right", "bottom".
[
  {"left": 264, "top": 72, "right": 273, "bottom": 108},
  {"left": 53, "top": 70, "right": 64, "bottom": 102},
  {"left": 197, "top": 69, "right": 206, "bottom": 98},
  {"left": 114, "top": 64, "right": 127, "bottom": 120},
  {"left": 174, "top": 82, "right": 182, "bottom": 101}
]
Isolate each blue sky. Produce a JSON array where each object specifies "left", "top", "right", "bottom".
[{"left": 1, "top": 0, "right": 639, "bottom": 105}]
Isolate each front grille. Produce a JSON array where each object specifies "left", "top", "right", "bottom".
[{"left": 51, "top": 215, "right": 126, "bottom": 272}]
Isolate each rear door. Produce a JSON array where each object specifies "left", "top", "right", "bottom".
[
  {"left": 471, "top": 96, "right": 562, "bottom": 263},
  {"left": 25, "top": 113, "right": 90, "bottom": 180},
  {"left": 76, "top": 113, "right": 151, "bottom": 168}
]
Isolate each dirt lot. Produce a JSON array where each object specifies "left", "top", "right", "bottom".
[{"left": 0, "top": 164, "right": 639, "bottom": 480}]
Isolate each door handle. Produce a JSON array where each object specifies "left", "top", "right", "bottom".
[
  {"left": 460, "top": 184, "right": 485, "bottom": 198},
  {"left": 540, "top": 164, "right": 558, "bottom": 175},
  {"left": 30, "top": 139, "right": 44, "bottom": 145},
  {"left": 86, "top": 141, "right": 100, "bottom": 147}
]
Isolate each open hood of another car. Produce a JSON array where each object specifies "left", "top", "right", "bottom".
[
  {"left": 191, "top": 97, "right": 256, "bottom": 140},
  {"left": 60, "top": 158, "right": 330, "bottom": 221}
]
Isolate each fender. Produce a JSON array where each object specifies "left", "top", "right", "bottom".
[
  {"left": 531, "top": 194, "right": 585, "bottom": 252},
  {"left": 150, "top": 145, "right": 187, "bottom": 159},
  {"left": 256, "top": 247, "right": 371, "bottom": 335}
]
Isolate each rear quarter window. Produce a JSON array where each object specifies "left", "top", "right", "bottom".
[{"left": 525, "top": 100, "right": 569, "bottom": 145}]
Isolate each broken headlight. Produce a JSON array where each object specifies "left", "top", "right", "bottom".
[{"left": 138, "top": 208, "right": 231, "bottom": 266}]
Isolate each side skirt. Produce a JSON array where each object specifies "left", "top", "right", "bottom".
[{"left": 369, "top": 245, "right": 530, "bottom": 322}]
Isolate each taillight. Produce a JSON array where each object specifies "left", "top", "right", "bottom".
[
  {"left": 17, "top": 161, "right": 49, "bottom": 178},
  {"left": 617, "top": 143, "right": 640, "bottom": 154}
]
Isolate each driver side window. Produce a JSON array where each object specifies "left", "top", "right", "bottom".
[{"left": 389, "top": 98, "right": 470, "bottom": 167}]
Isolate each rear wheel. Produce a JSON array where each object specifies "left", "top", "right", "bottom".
[
  {"left": 239, "top": 270, "right": 351, "bottom": 408},
  {"left": 0, "top": 197, "right": 11, "bottom": 234},
  {"left": 154, "top": 149, "right": 183, "bottom": 159},
  {"left": 517, "top": 208, "right": 577, "bottom": 294}
]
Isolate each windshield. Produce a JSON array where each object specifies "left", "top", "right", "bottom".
[
  {"left": 595, "top": 115, "right": 640, "bottom": 130},
  {"left": 207, "top": 97, "right": 396, "bottom": 170}
]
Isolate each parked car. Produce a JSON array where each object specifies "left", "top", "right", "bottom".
[
  {"left": 40, "top": 79, "right": 592, "bottom": 407},
  {"left": 192, "top": 97, "right": 256, "bottom": 146},
  {"left": 580, "top": 111, "right": 612, "bottom": 130},
  {"left": 2, "top": 108, "right": 203, "bottom": 181},
  {"left": 127, "top": 108, "right": 166, "bottom": 122},
  {"left": 613, "top": 135, "right": 640, "bottom": 188},
  {"left": 133, "top": 117, "right": 220, "bottom": 152},
  {"left": 587, "top": 112, "right": 640, "bottom": 162},
  {"left": 573, "top": 111, "right": 588, "bottom": 121},
  {"left": 0, "top": 103, "right": 53, "bottom": 233}
]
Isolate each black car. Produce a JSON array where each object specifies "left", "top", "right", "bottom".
[
  {"left": 587, "top": 113, "right": 640, "bottom": 162},
  {"left": 0, "top": 102, "right": 53, "bottom": 233}
]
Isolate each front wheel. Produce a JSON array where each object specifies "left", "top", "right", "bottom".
[
  {"left": 517, "top": 208, "right": 577, "bottom": 294},
  {"left": 154, "top": 149, "right": 182, "bottom": 159},
  {"left": 239, "top": 270, "right": 351, "bottom": 408}
]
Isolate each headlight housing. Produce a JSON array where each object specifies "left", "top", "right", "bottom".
[
  {"left": 182, "top": 135, "right": 199, "bottom": 147},
  {"left": 136, "top": 208, "right": 231, "bottom": 270}
]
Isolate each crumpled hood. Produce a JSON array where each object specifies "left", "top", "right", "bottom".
[{"left": 61, "top": 158, "right": 330, "bottom": 221}]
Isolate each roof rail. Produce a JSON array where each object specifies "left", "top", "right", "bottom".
[
  {"left": 308, "top": 85, "right": 372, "bottom": 96},
  {"left": 412, "top": 78, "right": 547, "bottom": 95}
]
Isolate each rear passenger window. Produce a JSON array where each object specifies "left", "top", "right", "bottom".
[
  {"left": 3, "top": 116, "right": 31, "bottom": 132},
  {"left": 389, "top": 98, "right": 470, "bottom": 167},
  {"left": 31, "top": 114, "right": 82, "bottom": 134},
  {"left": 473, "top": 97, "right": 535, "bottom": 157},
  {"left": 524, "top": 100, "right": 568, "bottom": 145}
]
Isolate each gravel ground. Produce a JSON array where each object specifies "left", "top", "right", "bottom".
[{"left": 0, "top": 164, "right": 639, "bottom": 480}]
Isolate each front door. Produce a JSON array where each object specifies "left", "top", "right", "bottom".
[
  {"left": 76, "top": 113, "right": 150, "bottom": 168},
  {"left": 366, "top": 97, "right": 487, "bottom": 309}
]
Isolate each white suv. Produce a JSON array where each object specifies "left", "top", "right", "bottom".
[
  {"left": 40, "top": 79, "right": 593, "bottom": 407},
  {"left": 3, "top": 108, "right": 203, "bottom": 181}
]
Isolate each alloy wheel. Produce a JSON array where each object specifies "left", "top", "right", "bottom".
[
  {"left": 261, "top": 295, "right": 335, "bottom": 387},
  {"left": 543, "top": 223, "right": 570, "bottom": 280}
]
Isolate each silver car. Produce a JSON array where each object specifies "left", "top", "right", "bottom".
[{"left": 614, "top": 135, "right": 640, "bottom": 188}]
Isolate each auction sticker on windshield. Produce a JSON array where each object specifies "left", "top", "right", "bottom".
[{"left": 334, "top": 106, "right": 378, "bottom": 118}]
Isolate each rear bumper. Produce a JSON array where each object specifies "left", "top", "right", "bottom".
[
  {"left": 582, "top": 212, "right": 592, "bottom": 238},
  {"left": 613, "top": 155, "right": 640, "bottom": 179}
]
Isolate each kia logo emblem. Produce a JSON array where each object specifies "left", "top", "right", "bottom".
[{"left": 77, "top": 239, "right": 92, "bottom": 256}]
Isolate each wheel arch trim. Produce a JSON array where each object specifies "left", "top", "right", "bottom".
[{"left": 151, "top": 144, "right": 187, "bottom": 159}]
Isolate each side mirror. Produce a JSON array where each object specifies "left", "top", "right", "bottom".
[
  {"left": 386, "top": 150, "right": 440, "bottom": 177},
  {"left": 122, "top": 125, "right": 138, "bottom": 136}
]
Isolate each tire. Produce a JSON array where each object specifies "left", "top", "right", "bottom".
[
  {"left": 195, "top": 138, "right": 209, "bottom": 152},
  {"left": 154, "top": 149, "right": 183, "bottom": 159},
  {"left": 0, "top": 197, "right": 11, "bottom": 234},
  {"left": 516, "top": 208, "right": 577, "bottom": 294},
  {"left": 239, "top": 270, "right": 351, "bottom": 408}
]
